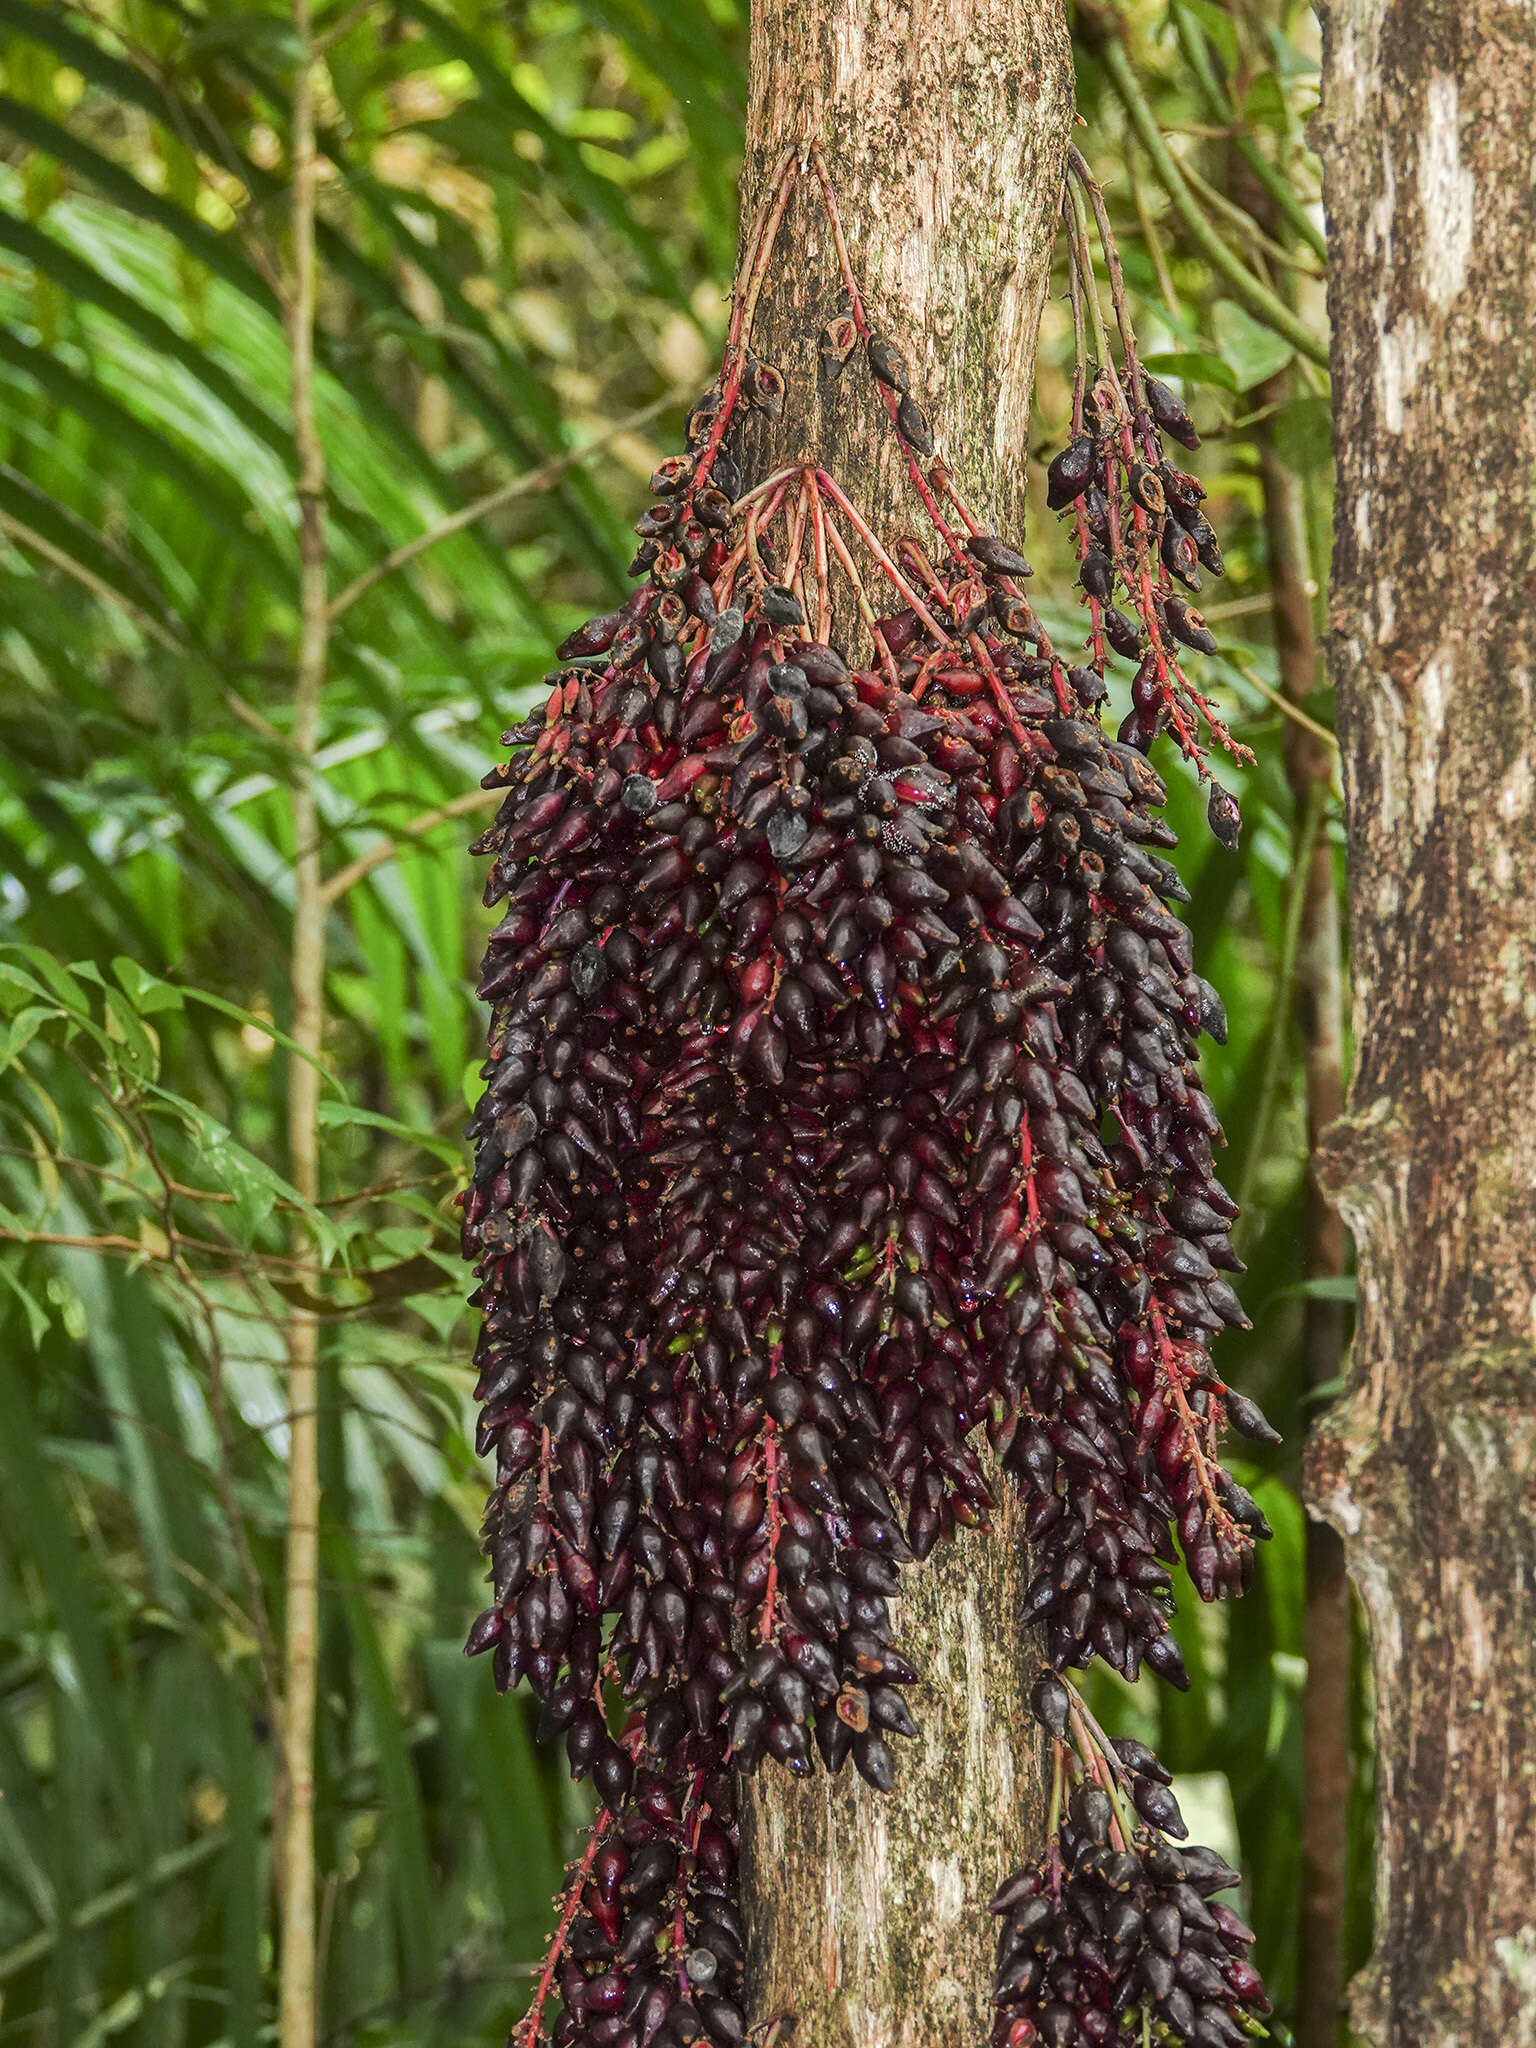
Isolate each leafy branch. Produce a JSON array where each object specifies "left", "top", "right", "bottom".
[{"left": 1078, "top": 2, "right": 1328, "bottom": 368}]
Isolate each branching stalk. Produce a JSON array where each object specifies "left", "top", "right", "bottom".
[
  {"left": 318, "top": 787, "right": 501, "bottom": 908},
  {"left": 1170, "top": 0, "right": 1328, "bottom": 264},
  {"left": 1085, "top": 17, "right": 1328, "bottom": 367}
]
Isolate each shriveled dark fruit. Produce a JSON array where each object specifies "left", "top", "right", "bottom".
[
  {"left": 1047, "top": 435, "right": 1096, "bottom": 509},
  {"left": 1185, "top": 514, "right": 1225, "bottom": 577},
  {"left": 896, "top": 393, "right": 933, "bottom": 454},
  {"left": 1144, "top": 375, "right": 1200, "bottom": 450},
  {"left": 1103, "top": 607, "right": 1141, "bottom": 658},
  {"left": 968, "top": 534, "right": 1034, "bottom": 579},
  {"left": 1127, "top": 462, "right": 1166, "bottom": 516},
  {"left": 761, "top": 584, "right": 805, "bottom": 627},
  {"left": 1208, "top": 781, "right": 1243, "bottom": 850},
  {"left": 1160, "top": 521, "right": 1203, "bottom": 592},
  {"left": 1164, "top": 597, "right": 1218, "bottom": 656},
  {"left": 991, "top": 1730, "right": 1270, "bottom": 2047},
  {"left": 867, "top": 332, "right": 911, "bottom": 392},
  {"left": 821, "top": 314, "right": 859, "bottom": 377},
  {"left": 1045, "top": 286, "right": 1243, "bottom": 779},
  {"left": 747, "top": 358, "right": 785, "bottom": 416}
]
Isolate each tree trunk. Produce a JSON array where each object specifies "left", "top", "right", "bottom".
[
  {"left": 1310, "top": 9, "right": 1536, "bottom": 2044},
  {"left": 733, "top": 6, "right": 1075, "bottom": 2042},
  {"left": 1234, "top": 107, "right": 1353, "bottom": 2035},
  {"left": 1255, "top": 400, "right": 1352, "bottom": 2048}
]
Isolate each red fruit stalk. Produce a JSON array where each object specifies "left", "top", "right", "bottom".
[{"left": 463, "top": 145, "right": 1275, "bottom": 2048}]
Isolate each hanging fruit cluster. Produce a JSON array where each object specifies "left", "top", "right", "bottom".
[
  {"left": 993, "top": 1676, "right": 1269, "bottom": 2048},
  {"left": 461, "top": 141, "right": 1277, "bottom": 2048}
]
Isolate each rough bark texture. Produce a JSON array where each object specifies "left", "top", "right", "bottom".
[
  {"left": 739, "top": 0, "right": 1075, "bottom": 566},
  {"left": 734, "top": 5, "right": 1075, "bottom": 2042},
  {"left": 1311, "top": 8, "right": 1536, "bottom": 2045}
]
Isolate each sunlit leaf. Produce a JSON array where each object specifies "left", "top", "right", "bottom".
[{"left": 1211, "top": 298, "right": 1296, "bottom": 390}]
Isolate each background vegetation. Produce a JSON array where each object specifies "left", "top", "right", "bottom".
[{"left": 0, "top": 3, "right": 1362, "bottom": 2042}]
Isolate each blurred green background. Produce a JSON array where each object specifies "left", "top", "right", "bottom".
[{"left": 0, "top": 3, "right": 1365, "bottom": 2043}]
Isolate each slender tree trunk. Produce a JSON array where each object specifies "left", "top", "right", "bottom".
[
  {"left": 735, "top": 7, "right": 1074, "bottom": 2041},
  {"left": 280, "top": 7, "right": 330, "bottom": 2045},
  {"left": 1311, "top": 9, "right": 1536, "bottom": 2044},
  {"left": 1233, "top": 77, "right": 1354, "bottom": 2022},
  {"left": 1255, "top": 404, "right": 1352, "bottom": 2048}
]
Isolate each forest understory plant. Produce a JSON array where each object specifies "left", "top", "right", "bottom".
[{"left": 461, "top": 140, "right": 1278, "bottom": 2048}]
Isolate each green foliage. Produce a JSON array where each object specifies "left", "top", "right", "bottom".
[{"left": 0, "top": 3, "right": 1364, "bottom": 2044}]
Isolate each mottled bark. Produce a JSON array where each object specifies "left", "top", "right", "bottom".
[
  {"left": 738, "top": 0, "right": 1075, "bottom": 566},
  {"left": 1310, "top": 8, "right": 1536, "bottom": 2045},
  {"left": 745, "top": 1484, "right": 1042, "bottom": 2047},
  {"left": 733, "top": 4, "right": 1075, "bottom": 2042}
]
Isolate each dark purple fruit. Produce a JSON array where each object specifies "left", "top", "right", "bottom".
[
  {"left": 1207, "top": 781, "right": 1242, "bottom": 850},
  {"left": 897, "top": 395, "right": 933, "bottom": 455},
  {"left": 1164, "top": 597, "right": 1218, "bottom": 656},
  {"left": 1078, "top": 550, "right": 1114, "bottom": 602},
  {"left": 967, "top": 534, "right": 1034, "bottom": 579},
  {"left": 1029, "top": 1672, "right": 1071, "bottom": 1737},
  {"left": 1145, "top": 374, "right": 1200, "bottom": 450},
  {"left": 470, "top": 148, "right": 1261, "bottom": 2048},
  {"left": 867, "top": 333, "right": 910, "bottom": 392},
  {"left": 1160, "top": 521, "right": 1203, "bottom": 591},
  {"left": 1225, "top": 1391, "right": 1281, "bottom": 1446},
  {"left": 1103, "top": 608, "right": 1141, "bottom": 659},
  {"left": 1047, "top": 435, "right": 1096, "bottom": 509}
]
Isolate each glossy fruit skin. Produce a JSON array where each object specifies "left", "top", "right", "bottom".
[
  {"left": 463, "top": 157, "right": 1272, "bottom": 2048},
  {"left": 464, "top": 564, "right": 1269, "bottom": 2038},
  {"left": 990, "top": 1734, "right": 1270, "bottom": 2048},
  {"left": 1047, "top": 436, "right": 1096, "bottom": 509}
]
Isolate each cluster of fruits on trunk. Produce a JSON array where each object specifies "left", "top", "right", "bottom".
[{"left": 462, "top": 143, "right": 1276, "bottom": 2048}]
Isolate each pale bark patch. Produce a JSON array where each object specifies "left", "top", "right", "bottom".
[
  {"left": 1417, "top": 76, "right": 1475, "bottom": 310},
  {"left": 1377, "top": 311, "right": 1430, "bottom": 431},
  {"left": 1410, "top": 645, "right": 1450, "bottom": 832}
]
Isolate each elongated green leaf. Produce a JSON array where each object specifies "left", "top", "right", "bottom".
[
  {"left": 396, "top": 0, "right": 693, "bottom": 313},
  {"left": 215, "top": 1679, "right": 264, "bottom": 2048},
  {"left": 0, "top": 95, "right": 273, "bottom": 308},
  {"left": 56, "top": 1228, "right": 188, "bottom": 1614},
  {"left": 316, "top": 1099, "right": 461, "bottom": 1165},
  {"left": 0, "top": 459, "right": 182, "bottom": 629},
  {"left": 0, "top": 208, "right": 295, "bottom": 470},
  {"left": 0, "top": 332, "right": 294, "bottom": 591},
  {"left": 0, "top": 1350, "right": 147, "bottom": 1843},
  {"left": 329, "top": 1531, "right": 438, "bottom": 1996}
]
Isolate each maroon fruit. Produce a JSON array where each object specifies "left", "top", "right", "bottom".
[{"left": 466, "top": 142, "right": 1272, "bottom": 2048}]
